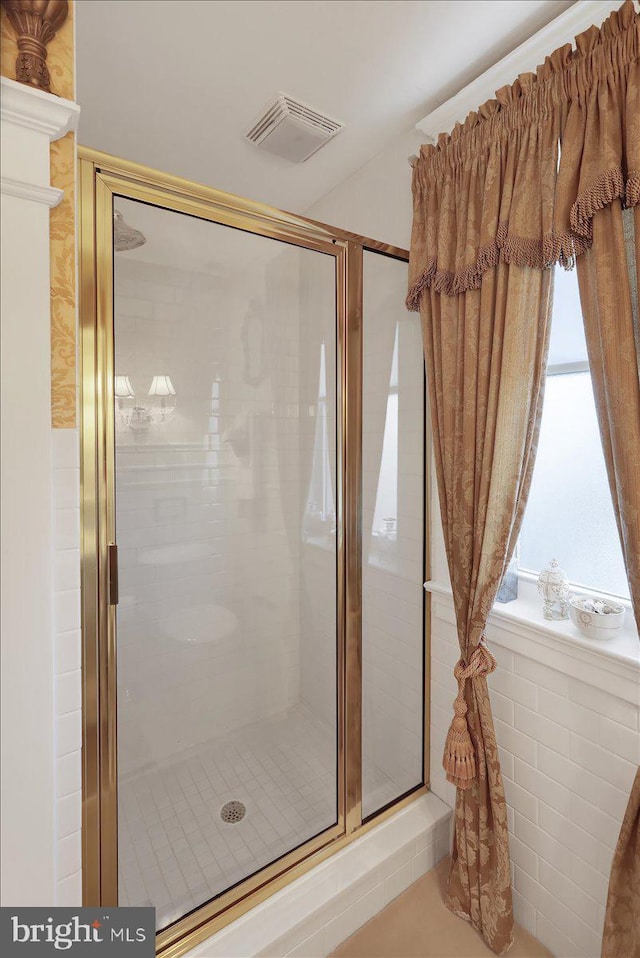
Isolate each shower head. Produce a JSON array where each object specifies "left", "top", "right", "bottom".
[{"left": 113, "top": 210, "right": 146, "bottom": 252}]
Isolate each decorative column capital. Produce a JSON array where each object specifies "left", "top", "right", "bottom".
[{"left": 1, "top": 0, "right": 69, "bottom": 94}]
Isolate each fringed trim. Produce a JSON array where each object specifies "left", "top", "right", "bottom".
[
  {"left": 626, "top": 170, "right": 640, "bottom": 208},
  {"left": 406, "top": 168, "right": 639, "bottom": 309},
  {"left": 406, "top": 222, "right": 592, "bottom": 309},
  {"left": 570, "top": 167, "right": 626, "bottom": 237},
  {"left": 442, "top": 640, "right": 497, "bottom": 790}
]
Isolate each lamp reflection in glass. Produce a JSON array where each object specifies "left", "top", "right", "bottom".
[
  {"left": 116, "top": 374, "right": 177, "bottom": 432},
  {"left": 114, "top": 375, "right": 135, "bottom": 430},
  {"left": 148, "top": 374, "right": 176, "bottom": 422}
]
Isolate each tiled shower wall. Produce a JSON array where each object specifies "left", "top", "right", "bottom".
[
  {"left": 295, "top": 248, "right": 427, "bottom": 812},
  {"left": 361, "top": 251, "right": 425, "bottom": 811},
  {"left": 297, "top": 252, "right": 338, "bottom": 734},
  {"left": 114, "top": 235, "right": 426, "bottom": 807},
  {"left": 114, "top": 253, "right": 305, "bottom": 776}
]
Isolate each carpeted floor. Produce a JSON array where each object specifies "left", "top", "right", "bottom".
[{"left": 330, "top": 858, "right": 552, "bottom": 958}]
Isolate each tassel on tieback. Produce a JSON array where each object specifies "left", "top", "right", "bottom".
[
  {"left": 442, "top": 640, "right": 497, "bottom": 790},
  {"left": 442, "top": 682, "right": 476, "bottom": 788}
]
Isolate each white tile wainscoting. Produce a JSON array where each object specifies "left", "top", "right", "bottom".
[
  {"left": 52, "top": 428, "right": 83, "bottom": 905},
  {"left": 428, "top": 585, "right": 639, "bottom": 958},
  {"left": 186, "top": 793, "right": 451, "bottom": 958}
]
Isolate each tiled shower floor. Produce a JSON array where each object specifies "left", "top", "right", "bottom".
[{"left": 119, "top": 705, "right": 396, "bottom": 930}]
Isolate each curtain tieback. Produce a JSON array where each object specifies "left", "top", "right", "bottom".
[{"left": 443, "top": 638, "right": 497, "bottom": 790}]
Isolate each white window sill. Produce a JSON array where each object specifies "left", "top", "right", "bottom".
[{"left": 424, "top": 579, "right": 639, "bottom": 702}]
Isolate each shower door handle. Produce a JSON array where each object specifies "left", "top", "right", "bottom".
[{"left": 108, "top": 542, "right": 119, "bottom": 605}]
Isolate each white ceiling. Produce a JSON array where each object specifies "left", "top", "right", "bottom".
[{"left": 76, "top": 0, "right": 573, "bottom": 214}]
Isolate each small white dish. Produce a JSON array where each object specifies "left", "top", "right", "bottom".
[{"left": 569, "top": 594, "right": 625, "bottom": 640}]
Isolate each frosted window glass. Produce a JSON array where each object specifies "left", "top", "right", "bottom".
[
  {"left": 519, "top": 268, "right": 629, "bottom": 598},
  {"left": 547, "top": 264, "right": 589, "bottom": 365}
]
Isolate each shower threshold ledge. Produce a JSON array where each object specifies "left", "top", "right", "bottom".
[{"left": 185, "top": 793, "right": 452, "bottom": 958}]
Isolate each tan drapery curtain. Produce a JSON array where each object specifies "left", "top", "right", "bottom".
[
  {"left": 575, "top": 204, "right": 639, "bottom": 627},
  {"left": 421, "top": 267, "right": 552, "bottom": 954},
  {"left": 407, "top": 3, "right": 639, "bottom": 954},
  {"left": 602, "top": 770, "right": 640, "bottom": 958},
  {"left": 576, "top": 201, "right": 640, "bottom": 957}
]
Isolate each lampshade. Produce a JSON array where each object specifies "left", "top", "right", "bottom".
[
  {"left": 148, "top": 375, "right": 176, "bottom": 398},
  {"left": 114, "top": 375, "right": 135, "bottom": 399}
]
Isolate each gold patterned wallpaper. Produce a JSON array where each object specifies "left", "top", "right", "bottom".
[{"left": 1, "top": 3, "right": 77, "bottom": 428}]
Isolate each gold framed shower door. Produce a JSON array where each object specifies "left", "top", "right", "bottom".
[{"left": 78, "top": 147, "right": 430, "bottom": 958}]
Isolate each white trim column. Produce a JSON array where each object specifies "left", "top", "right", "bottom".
[{"left": 0, "top": 76, "right": 79, "bottom": 906}]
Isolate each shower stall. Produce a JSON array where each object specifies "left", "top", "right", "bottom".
[{"left": 79, "top": 149, "right": 428, "bottom": 956}]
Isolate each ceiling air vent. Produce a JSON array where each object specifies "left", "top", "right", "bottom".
[{"left": 245, "top": 94, "right": 344, "bottom": 163}]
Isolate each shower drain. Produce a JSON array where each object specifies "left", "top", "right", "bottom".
[{"left": 220, "top": 800, "right": 246, "bottom": 824}]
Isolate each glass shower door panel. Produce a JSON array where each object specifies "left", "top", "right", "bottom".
[
  {"left": 113, "top": 198, "right": 337, "bottom": 929},
  {"left": 361, "top": 251, "right": 425, "bottom": 820}
]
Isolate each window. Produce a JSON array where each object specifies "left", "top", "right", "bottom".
[{"left": 518, "top": 266, "right": 630, "bottom": 599}]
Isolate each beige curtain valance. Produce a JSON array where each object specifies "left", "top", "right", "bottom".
[{"left": 407, "top": 0, "right": 639, "bottom": 305}]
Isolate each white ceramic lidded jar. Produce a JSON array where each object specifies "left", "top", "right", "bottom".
[{"left": 537, "top": 558, "right": 570, "bottom": 620}]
